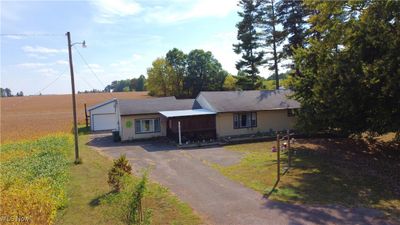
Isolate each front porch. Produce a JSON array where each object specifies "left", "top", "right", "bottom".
[{"left": 159, "top": 109, "right": 217, "bottom": 144}]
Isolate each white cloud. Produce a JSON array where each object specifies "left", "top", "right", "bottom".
[
  {"left": 36, "top": 68, "right": 60, "bottom": 77},
  {"left": 92, "top": 0, "right": 237, "bottom": 24},
  {"left": 17, "top": 62, "right": 47, "bottom": 68},
  {"left": 92, "top": 0, "right": 142, "bottom": 23},
  {"left": 88, "top": 63, "right": 101, "bottom": 69},
  {"left": 83, "top": 64, "right": 104, "bottom": 73},
  {"left": 4, "top": 35, "right": 25, "bottom": 40},
  {"left": 132, "top": 53, "right": 142, "bottom": 60},
  {"left": 110, "top": 53, "right": 142, "bottom": 68},
  {"left": 22, "top": 45, "right": 67, "bottom": 54},
  {"left": 27, "top": 53, "right": 48, "bottom": 60},
  {"left": 144, "top": 0, "right": 238, "bottom": 23},
  {"left": 55, "top": 60, "right": 68, "bottom": 65}
]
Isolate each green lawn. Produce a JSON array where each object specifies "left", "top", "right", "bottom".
[
  {"left": 56, "top": 134, "right": 202, "bottom": 225},
  {"left": 213, "top": 139, "right": 400, "bottom": 219}
]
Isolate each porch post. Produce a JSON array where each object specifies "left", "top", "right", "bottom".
[{"left": 178, "top": 121, "right": 182, "bottom": 145}]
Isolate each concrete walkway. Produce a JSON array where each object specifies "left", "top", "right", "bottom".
[{"left": 88, "top": 134, "right": 394, "bottom": 225}]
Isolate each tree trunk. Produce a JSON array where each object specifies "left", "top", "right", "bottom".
[{"left": 271, "top": 0, "right": 279, "bottom": 90}]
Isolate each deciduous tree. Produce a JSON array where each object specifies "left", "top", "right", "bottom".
[
  {"left": 146, "top": 58, "right": 175, "bottom": 96},
  {"left": 166, "top": 48, "right": 187, "bottom": 97},
  {"left": 223, "top": 74, "right": 238, "bottom": 90},
  {"left": 186, "top": 49, "right": 226, "bottom": 97}
]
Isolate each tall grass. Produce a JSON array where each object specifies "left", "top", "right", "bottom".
[{"left": 0, "top": 134, "right": 72, "bottom": 224}]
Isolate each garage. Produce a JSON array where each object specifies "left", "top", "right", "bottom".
[{"left": 88, "top": 98, "right": 118, "bottom": 131}]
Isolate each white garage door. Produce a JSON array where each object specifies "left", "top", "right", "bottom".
[{"left": 92, "top": 114, "right": 117, "bottom": 131}]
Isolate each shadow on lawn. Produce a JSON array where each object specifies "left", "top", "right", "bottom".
[
  {"left": 266, "top": 138, "right": 400, "bottom": 220},
  {"left": 89, "top": 191, "right": 116, "bottom": 207},
  {"left": 264, "top": 200, "right": 391, "bottom": 225}
]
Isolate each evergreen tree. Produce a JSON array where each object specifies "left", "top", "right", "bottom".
[
  {"left": 277, "top": 0, "right": 309, "bottom": 76},
  {"left": 233, "top": 0, "right": 265, "bottom": 89},
  {"left": 259, "top": 0, "right": 285, "bottom": 89},
  {"left": 135, "top": 75, "right": 146, "bottom": 91},
  {"left": 292, "top": 0, "right": 400, "bottom": 136}
]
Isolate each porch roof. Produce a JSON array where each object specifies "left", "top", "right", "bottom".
[{"left": 159, "top": 109, "right": 216, "bottom": 118}]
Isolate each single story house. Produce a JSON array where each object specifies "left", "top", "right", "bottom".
[{"left": 88, "top": 90, "right": 300, "bottom": 142}]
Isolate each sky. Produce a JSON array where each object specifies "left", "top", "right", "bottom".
[{"left": 1, "top": 0, "right": 273, "bottom": 95}]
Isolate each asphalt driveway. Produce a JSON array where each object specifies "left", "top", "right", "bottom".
[{"left": 88, "top": 134, "right": 393, "bottom": 225}]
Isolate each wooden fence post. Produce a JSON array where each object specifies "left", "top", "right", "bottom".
[
  {"left": 84, "top": 103, "right": 88, "bottom": 128},
  {"left": 277, "top": 133, "right": 280, "bottom": 182},
  {"left": 287, "top": 130, "right": 291, "bottom": 168}
]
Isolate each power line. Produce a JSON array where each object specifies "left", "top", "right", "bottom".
[
  {"left": 1, "top": 33, "right": 64, "bottom": 37},
  {"left": 71, "top": 53, "right": 113, "bottom": 102},
  {"left": 5, "top": 67, "right": 68, "bottom": 109},
  {"left": 73, "top": 61, "right": 110, "bottom": 102},
  {"left": 73, "top": 46, "right": 116, "bottom": 99}
]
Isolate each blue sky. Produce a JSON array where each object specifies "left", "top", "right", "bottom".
[{"left": 1, "top": 0, "right": 272, "bottom": 95}]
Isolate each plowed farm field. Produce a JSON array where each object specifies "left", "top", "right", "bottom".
[{"left": 0, "top": 92, "right": 150, "bottom": 143}]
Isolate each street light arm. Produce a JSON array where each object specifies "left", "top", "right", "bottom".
[{"left": 71, "top": 40, "right": 86, "bottom": 48}]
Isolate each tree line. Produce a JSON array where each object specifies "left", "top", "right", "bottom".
[
  {"left": 146, "top": 48, "right": 228, "bottom": 98},
  {"left": 1, "top": 88, "right": 24, "bottom": 97},
  {"left": 103, "top": 75, "right": 146, "bottom": 92},
  {"left": 234, "top": 0, "right": 399, "bottom": 137}
]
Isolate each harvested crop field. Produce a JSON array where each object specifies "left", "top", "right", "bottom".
[{"left": 0, "top": 92, "right": 150, "bottom": 143}]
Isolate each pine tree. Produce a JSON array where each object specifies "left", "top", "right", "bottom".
[
  {"left": 233, "top": 0, "right": 265, "bottom": 89},
  {"left": 292, "top": 0, "right": 400, "bottom": 136},
  {"left": 276, "top": 0, "right": 310, "bottom": 76},
  {"left": 259, "top": 0, "right": 286, "bottom": 89}
]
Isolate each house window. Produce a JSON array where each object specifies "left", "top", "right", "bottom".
[
  {"left": 135, "top": 118, "right": 161, "bottom": 133},
  {"left": 234, "top": 112, "right": 257, "bottom": 129},
  {"left": 287, "top": 109, "right": 296, "bottom": 117}
]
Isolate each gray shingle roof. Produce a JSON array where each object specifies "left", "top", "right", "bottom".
[
  {"left": 198, "top": 90, "right": 300, "bottom": 112},
  {"left": 118, "top": 97, "right": 197, "bottom": 116}
]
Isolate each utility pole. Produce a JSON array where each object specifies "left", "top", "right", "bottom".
[{"left": 66, "top": 31, "right": 80, "bottom": 163}]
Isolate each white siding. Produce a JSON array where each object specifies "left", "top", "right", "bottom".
[{"left": 89, "top": 100, "right": 118, "bottom": 131}]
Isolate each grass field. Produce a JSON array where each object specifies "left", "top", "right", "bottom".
[
  {"left": 55, "top": 135, "right": 202, "bottom": 225},
  {"left": 0, "top": 92, "right": 149, "bottom": 143},
  {"left": 0, "top": 134, "right": 73, "bottom": 224},
  {"left": 213, "top": 138, "right": 400, "bottom": 219},
  {"left": 0, "top": 133, "right": 202, "bottom": 225},
  {"left": 1, "top": 92, "right": 203, "bottom": 224}
]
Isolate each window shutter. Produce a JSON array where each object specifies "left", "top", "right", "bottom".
[
  {"left": 135, "top": 120, "right": 141, "bottom": 133},
  {"left": 155, "top": 118, "right": 160, "bottom": 132}
]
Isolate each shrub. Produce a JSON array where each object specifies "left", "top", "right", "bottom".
[
  {"left": 126, "top": 173, "right": 152, "bottom": 225},
  {"left": 108, "top": 154, "right": 132, "bottom": 192}
]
